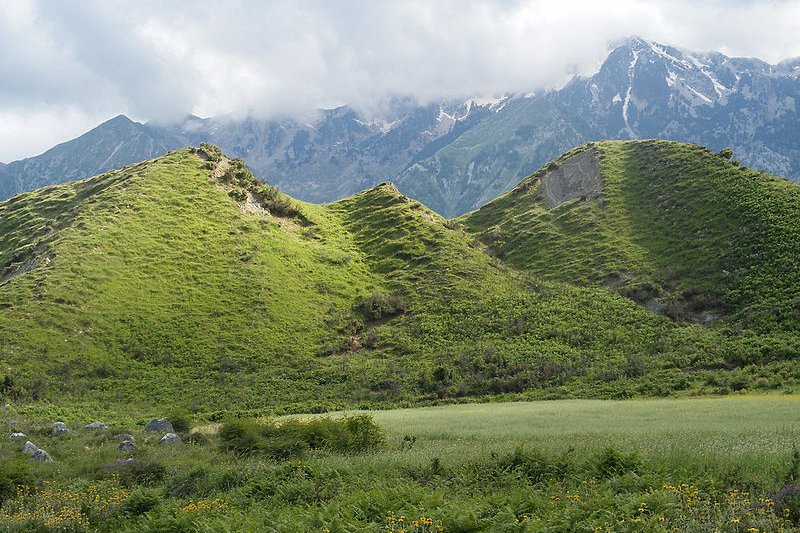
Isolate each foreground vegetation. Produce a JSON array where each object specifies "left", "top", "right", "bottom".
[{"left": 1, "top": 396, "right": 799, "bottom": 531}]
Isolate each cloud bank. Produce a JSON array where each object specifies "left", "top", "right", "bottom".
[{"left": 1, "top": 0, "right": 799, "bottom": 161}]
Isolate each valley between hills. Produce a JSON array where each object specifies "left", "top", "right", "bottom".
[{"left": 0, "top": 140, "right": 799, "bottom": 531}]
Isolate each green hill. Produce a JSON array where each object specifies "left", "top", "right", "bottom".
[
  {"left": 0, "top": 142, "right": 798, "bottom": 419},
  {"left": 461, "top": 140, "right": 800, "bottom": 331}
]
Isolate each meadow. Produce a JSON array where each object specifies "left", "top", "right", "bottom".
[{"left": 1, "top": 395, "right": 799, "bottom": 531}]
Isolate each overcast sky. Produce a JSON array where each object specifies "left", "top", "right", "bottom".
[{"left": 1, "top": 0, "right": 799, "bottom": 162}]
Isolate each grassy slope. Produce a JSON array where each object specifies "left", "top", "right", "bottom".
[
  {"left": 0, "top": 150, "right": 389, "bottom": 416},
  {"left": 461, "top": 140, "right": 800, "bottom": 331},
  {"left": 0, "top": 144, "right": 798, "bottom": 419}
]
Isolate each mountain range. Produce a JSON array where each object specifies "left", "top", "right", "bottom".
[
  {"left": 2, "top": 37, "right": 799, "bottom": 217},
  {"left": 1, "top": 141, "right": 798, "bottom": 415}
]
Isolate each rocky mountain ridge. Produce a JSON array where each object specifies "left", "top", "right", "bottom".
[{"left": 2, "top": 37, "right": 799, "bottom": 217}]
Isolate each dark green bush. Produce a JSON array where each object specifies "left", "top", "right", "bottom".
[
  {"left": 218, "top": 419, "right": 263, "bottom": 455},
  {"left": 218, "top": 415, "right": 384, "bottom": 459},
  {"left": 115, "top": 459, "right": 167, "bottom": 486},
  {"left": 123, "top": 487, "right": 161, "bottom": 516},
  {"left": 591, "top": 446, "right": 641, "bottom": 478},
  {"left": 355, "top": 292, "right": 408, "bottom": 321},
  {"left": 167, "top": 410, "right": 193, "bottom": 434},
  {"left": 342, "top": 414, "right": 385, "bottom": 453}
]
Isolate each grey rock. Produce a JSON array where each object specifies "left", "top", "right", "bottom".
[
  {"left": 117, "top": 440, "right": 137, "bottom": 452},
  {"left": 9, "top": 432, "right": 26, "bottom": 439},
  {"left": 22, "top": 441, "right": 39, "bottom": 455},
  {"left": 145, "top": 418, "right": 174, "bottom": 433},
  {"left": 159, "top": 432, "right": 182, "bottom": 445},
  {"left": 32, "top": 449, "right": 53, "bottom": 463},
  {"left": 85, "top": 421, "right": 109, "bottom": 431},
  {"left": 113, "top": 433, "right": 135, "bottom": 442},
  {"left": 52, "top": 421, "right": 69, "bottom": 436},
  {"left": 539, "top": 149, "right": 602, "bottom": 209}
]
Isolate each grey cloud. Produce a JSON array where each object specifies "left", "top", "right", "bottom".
[{"left": 1, "top": 0, "right": 799, "bottom": 161}]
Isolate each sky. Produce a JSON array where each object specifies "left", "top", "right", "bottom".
[{"left": 1, "top": 0, "right": 800, "bottom": 162}]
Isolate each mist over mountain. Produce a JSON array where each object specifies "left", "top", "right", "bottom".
[{"left": 2, "top": 38, "right": 799, "bottom": 217}]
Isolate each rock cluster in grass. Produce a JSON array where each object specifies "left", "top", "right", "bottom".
[
  {"left": 11, "top": 418, "right": 185, "bottom": 464},
  {"left": 22, "top": 440, "right": 53, "bottom": 462}
]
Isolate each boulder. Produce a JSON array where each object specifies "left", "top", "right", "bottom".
[
  {"left": 9, "top": 432, "right": 26, "bottom": 439},
  {"left": 117, "top": 440, "right": 137, "bottom": 452},
  {"left": 113, "top": 433, "right": 135, "bottom": 442},
  {"left": 85, "top": 421, "right": 109, "bottom": 431},
  {"left": 32, "top": 449, "right": 53, "bottom": 463},
  {"left": 145, "top": 418, "right": 174, "bottom": 433},
  {"left": 52, "top": 421, "right": 69, "bottom": 436},
  {"left": 159, "top": 432, "right": 182, "bottom": 445},
  {"left": 22, "top": 441, "right": 39, "bottom": 455}
]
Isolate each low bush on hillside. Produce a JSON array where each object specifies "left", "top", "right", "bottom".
[{"left": 355, "top": 292, "right": 408, "bottom": 321}]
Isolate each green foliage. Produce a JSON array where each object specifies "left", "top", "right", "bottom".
[
  {"left": 0, "top": 397, "right": 797, "bottom": 531},
  {"left": 591, "top": 446, "right": 641, "bottom": 478},
  {"left": 355, "top": 292, "right": 408, "bottom": 321},
  {"left": 0, "top": 460, "right": 32, "bottom": 504},
  {"left": 219, "top": 415, "right": 384, "bottom": 459},
  {"left": 123, "top": 488, "right": 161, "bottom": 516},
  {"left": 167, "top": 410, "right": 193, "bottom": 434}
]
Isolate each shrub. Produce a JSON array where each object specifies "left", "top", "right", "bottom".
[
  {"left": 591, "top": 446, "right": 641, "bottom": 478},
  {"left": 108, "top": 459, "right": 167, "bottom": 486},
  {"left": 342, "top": 415, "right": 385, "bottom": 453},
  {"left": 355, "top": 292, "right": 408, "bottom": 321},
  {"left": 218, "top": 415, "right": 384, "bottom": 459},
  {"left": 167, "top": 410, "right": 193, "bottom": 434},
  {"left": 218, "top": 419, "right": 263, "bottom": 456},
  {"left": 123, "top": 488, "right": 160, "bottom": 516}
]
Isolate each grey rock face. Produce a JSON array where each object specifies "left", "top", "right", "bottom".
[
  {"left": 9, "top": 432, "right": 26, "bottom": 439},
  {"left": 53, "top": 421, "right": 69, "bottom": 436},
  {"left": 145, "top": 418, "right": 174, "bottom": 433},
  {"left": 539, "top": 149, "right": 602, "bottom": 209},
  {"left": 159, "top": 432, "right": 182, "bottom": 445},
  {"left": 113, "top": 433, "right": 135, "bottom": 442},
  {"left": 85, "top": 421, "right": 109, "bottom": 431},
  {"left": 32, "top": 449, "right": 53, "bottom": 463},
  {"left": 22, "top": 441, "right": 39, "bottom": 455}
]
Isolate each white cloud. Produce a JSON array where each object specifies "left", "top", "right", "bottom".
[{"left": 1, "top": 0, "right": 799, "bottom": 160}]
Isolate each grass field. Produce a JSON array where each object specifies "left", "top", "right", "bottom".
[
  {"left": 2, "top": 395, "right": 799, "bottom": 531},
  {"left": 366, "top": 395, "right": 800, "bottom": 458}
]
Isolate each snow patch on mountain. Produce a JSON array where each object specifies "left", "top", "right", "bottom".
[{"left": 622, "top": 49, "right": 640, "bottom": 137}]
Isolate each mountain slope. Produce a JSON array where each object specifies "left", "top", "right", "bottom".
[
  {"left": 461, "top": 140, "right": 800, "bottom": 332},
  {"left": 0, "top": 115, "right": 184, "bottom": 201},
  {"left": 3, "top": 39, "right": 799, "bottom": 217},
  {"left": 1, "top": 144, "right": 798, "bottom": 417},
  {"left": 406, "top": 38, "right": 800, "bottom": 216}
]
